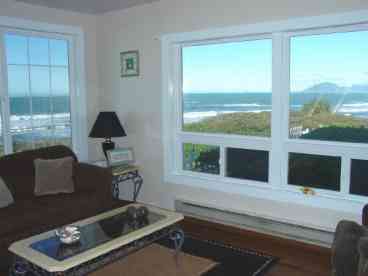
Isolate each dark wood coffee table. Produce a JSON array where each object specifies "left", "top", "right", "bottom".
[{"left": 9, "top": 204, "right": 184, "bottom": 275}]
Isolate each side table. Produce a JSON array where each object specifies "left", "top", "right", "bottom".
[
  {"left": 91, "top": 161, "right": 143, "bottom": 202},
  {"left": 111, "top": 165, "right": 143, "bottom": 201}
]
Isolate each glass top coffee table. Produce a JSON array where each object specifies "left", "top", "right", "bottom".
[{"left": 9, "top": 204, "right": 184, "bottom": 275}]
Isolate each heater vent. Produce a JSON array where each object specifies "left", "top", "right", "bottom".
[{"left": 175, "top": 200, "right": 333, "bottom": 247}]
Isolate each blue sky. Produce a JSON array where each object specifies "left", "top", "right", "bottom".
[
  {"left": 5, "top": 34, "right": 70, "bottom": 97},
  {"left": 183, "top": 30, "right": 368, "bottom": 93}
]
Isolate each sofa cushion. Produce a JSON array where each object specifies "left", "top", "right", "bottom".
[
  {"left": 0, "top": 195, "right": 105, "bottom": 237},
  {"left": 0, "top": 176, "right": 14, "bottom": 208},
  {"left": 0, "top": 200, "right": 46, "bottom": 236},
  {"left": 0, "top": 146, "right": 77, "bottom": 201},
  {"left": 34, "top": 157, "right": 75, "bottom": 196}
]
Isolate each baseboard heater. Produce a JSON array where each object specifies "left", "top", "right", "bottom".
[{"left": 175, "top": 200, "right": 334, "bottom": 248}]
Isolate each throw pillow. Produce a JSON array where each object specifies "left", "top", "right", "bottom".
[
  {"left": 0, "top": 176, "right": 14, "bottom": 208},
  {"left": 34, "top": 156, "right": 75, "bottom": 196}
]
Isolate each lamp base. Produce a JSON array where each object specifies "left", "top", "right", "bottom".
[{"left": 102, "top": 140, "right": 115, "bottom": 159}]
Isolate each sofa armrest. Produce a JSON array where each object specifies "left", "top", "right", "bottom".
[{"left": 74, "top": 163, "right": 112, "bottom": 201}]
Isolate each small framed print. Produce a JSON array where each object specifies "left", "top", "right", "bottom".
[
  {"left": 120, "top": 50, "right": 139, "bottom": 77},
  {"left": 107, "top": 148, "right": 135, "bottom": 166}
]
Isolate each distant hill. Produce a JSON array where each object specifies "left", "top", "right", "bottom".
[
  {"left": 300, "top": 82, "right": 368, "bottom": 93},
  {"left": 351, "top": 84, "right": 368, "bottom": 93}
]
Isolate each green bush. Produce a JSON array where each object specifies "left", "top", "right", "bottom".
[
  {"left": 183, "top": 100, "right": 368, "bottom": 172},
  {"left": 301, "top": 99, "right": 332, "bottom": 115}
]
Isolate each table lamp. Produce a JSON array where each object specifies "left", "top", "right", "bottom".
[{"left": 89, "top": 112, "right": 127, "bottom": 158}]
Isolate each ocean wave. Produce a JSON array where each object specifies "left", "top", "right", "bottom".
[
  {"left": 223, "top": 103, "right": 263, "bottom": 107},
  {"left": 338, "top": 103, "right": 368, "bottom": 113},
  {"left": 183, "top": 110, "right": 271, "bottom": 123}
]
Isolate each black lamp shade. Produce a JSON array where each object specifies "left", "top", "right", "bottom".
[{"left": 89, "top": 112, "right": 126, "bottom": 139}]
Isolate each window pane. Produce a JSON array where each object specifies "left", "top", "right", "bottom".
[
  {"left": 226, "top": 148, "right": 269, "bottom": 182},
  {"left": 5, "top": 34, "right": 27, "bottom": 65},
  {"left": 350, "top": 159, "right": 368, "bottom": 196},
  {"left": 33, "top": 127, "right": 54, "bottom": 149},
  {"left": 30, "top": 66, "right": 50, "bottom": 96},
  {"left": 7, "top": 65, "right": 32, "bottom": 138},
  {"left": 50, "top": 39, "right": 68, "bottom": 66},
  {"left": 54, "top": 125, "right": 72, "bottom": 147},
  {"left": 30, "top": 66, "right": 52, "bottom": 127},
  {"left": 29, "top": 37, "right": 49, "bottom": 65},
  {"left": 7, "top": 65, "right": 29, "bottom": 97},
  {"left": 288, "top": 153, "right": 341, "bottom": 191},
  {"left": 183, "top": 143, "right": 220, "bottom": 174},
  {"left": 182, "top": 39, "right": 272, "bottom": 137},
  {"left": 290, "top": 31, "right": 368, "bottom": 143},
  {"left": 12, "top": 130, "right": 33, "bottom": 152},
  {"left": 53, "top": 96, "right": 70, "bottom": 115},
  {"left": 51, "top": 67, "right": 69, "bottom": 95}
]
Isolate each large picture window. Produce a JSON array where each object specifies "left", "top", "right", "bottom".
[
  {"left": 162, "top": 14, "right": 368, "bottom": 212},
  {"left": 182, "top": 39, "right": 272, "bottom": 137}
]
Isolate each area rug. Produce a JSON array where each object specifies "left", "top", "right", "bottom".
[
  {"left": 91, "top": 235, "right": 278, "bottom": 276},
  {"left": 159, "top": 236, "right": 278, "bottom": 276}
]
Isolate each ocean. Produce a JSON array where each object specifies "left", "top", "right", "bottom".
[
  {"left": 3, "top": 93, "right": 368, "bottom": 141},
  {"left": 183, "top": 92, "right": 368, "bottom": 123},
  {"left": 1, "top": 96, "right": 71, "bottom": 141}
]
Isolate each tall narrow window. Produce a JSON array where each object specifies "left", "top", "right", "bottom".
[{"left": 4, "top": 34, "right": 72, "bottom": 152}]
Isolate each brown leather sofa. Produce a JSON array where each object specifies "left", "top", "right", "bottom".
[{"left": 0, "top": 146, "right": 129, "bottom": 274}]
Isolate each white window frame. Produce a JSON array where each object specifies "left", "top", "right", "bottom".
[
  {"left": 0, "top": 16, "right": 88, "bottom": 161},
  {"left": 161, "top": 10, "right": 368, "bottom": 215}
]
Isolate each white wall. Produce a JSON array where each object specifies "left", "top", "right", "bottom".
[
  {"left": 0, "top": 0, "right": 101, "bottom": 160},
  {"left": 97, "top": 0, "right": 368, "bottom": 231}
]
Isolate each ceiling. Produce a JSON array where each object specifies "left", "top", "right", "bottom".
[{"left": 15, "top": 0, "right": 159, "bottom": 14}]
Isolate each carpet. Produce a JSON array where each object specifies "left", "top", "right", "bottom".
[
  {"left": 159, "top": 236, "right": 278, "bottom": 276},
  {"left": 92, "top": 236, "right": 278, "bottom": 276}
]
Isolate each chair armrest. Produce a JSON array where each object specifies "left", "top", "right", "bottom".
[
  {"left": 332, "top": 220, "right": 364, "bottom": 276},
  {"left": 363, "top": 204, "right": 368, "bottom": 226},
  {"left": 74, "top": 162, "right": 112, "bottom": 200}
]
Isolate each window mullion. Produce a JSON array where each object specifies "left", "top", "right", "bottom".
[
  {"left": 220, "top": 146, "right": 226, "bottom": 177},
  {"left": 269, "top": 33, "right": 285, "bottom": 187},
  {"left": 26, "top": 37, "right": 35, "bottom": 150},
  {"left": 0, "top": 30, "right": 12, "bottom": 154},
  {"left": 174, "top": 44, "right": 183, "bottom": 173},
  {"left": 48, "top": 39, "right": 55, "bottom": 145},
  {"left": 340, "top": 155, "right": 350, "bottom": 195}
]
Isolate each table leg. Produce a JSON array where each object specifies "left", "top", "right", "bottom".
[
  {"left": 132, "top": 174, "right": 143, "bottom": 202},
  {"left": 10, "top": 256, "right": 28, "bottom": 276},
  {"left": 169, "top": 227, "right": 185, "bottom": 265},
  {"left": 112, "top": 178, "right": 120, "bottom": 199}
]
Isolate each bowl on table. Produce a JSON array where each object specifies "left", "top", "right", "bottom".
[{"left": 55, "top": 225, "right": 81, "bottom": 245}]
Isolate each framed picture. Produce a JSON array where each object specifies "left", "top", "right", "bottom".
[
  {"left": 106, "top": 148, "right": 135, "bottom": 166},
  {"left": 120, "top": 50, "right": 139, "bottom": 77}
]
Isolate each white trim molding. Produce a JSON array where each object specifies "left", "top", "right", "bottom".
[{"left": 161, "top": 9, "right": 368, "bottom": 229}]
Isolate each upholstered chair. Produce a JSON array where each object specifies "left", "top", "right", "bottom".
[{"left": 332, "top": 206, "right": 368, "bottom": 276}]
